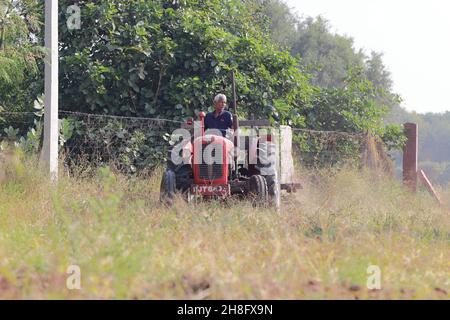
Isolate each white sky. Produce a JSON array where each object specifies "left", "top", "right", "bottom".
[{"left": 284, "top": 0, "right": 450, "bottom": 114}]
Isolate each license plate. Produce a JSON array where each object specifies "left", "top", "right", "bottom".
[{"left": 191, "top": 184, "right": 229, "bottom": 195}]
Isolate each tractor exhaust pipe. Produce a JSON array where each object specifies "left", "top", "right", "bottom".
[
  {"left": 231, "top": 70, "right": 239, "bottom": 143},
  {"left": 231, "top": 70, "right": 238, "bottom": 118}
]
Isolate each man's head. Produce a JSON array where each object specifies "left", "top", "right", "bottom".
[{"left": 213, "top": 94, "right": 227, "bottom": 113}]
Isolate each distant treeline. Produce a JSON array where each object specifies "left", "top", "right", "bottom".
[
  {"left": 1, "top": 0, "right": 405, "bottom": 171},
  {"left": 264, "top": 0, "right": 450, "bottom": 184},
  {"left": 388, "top": 105, "right": 450, "bottom": 186}
]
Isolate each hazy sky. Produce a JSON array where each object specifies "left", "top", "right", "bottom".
[{"left": 284, "top": 0, "right": 450, "bottom": 114}]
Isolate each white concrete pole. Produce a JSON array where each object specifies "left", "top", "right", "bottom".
[{"left": 41, "top": 0, "right": 59, "bottom": 180}]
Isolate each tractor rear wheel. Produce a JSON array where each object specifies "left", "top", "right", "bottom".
[
  {"left": 248, "top": 175, "right": 269, "bottom": 207},
  {"left": 256, "top": 141, "right": 280, "bottom": 209},
  {"left": 160, "top": 170, "right": 176, "bottom": 205}
]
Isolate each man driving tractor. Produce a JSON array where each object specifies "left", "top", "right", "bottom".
[
  {"left": 204, "top": 94, "right": 233, "bottom": 137},
  {"left": 160, "top": 72, "right": 298, "bottom": 208}
]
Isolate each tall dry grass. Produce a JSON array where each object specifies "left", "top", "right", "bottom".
[{"left": 0, "top": 149, "right": 448, "bottom": 299}]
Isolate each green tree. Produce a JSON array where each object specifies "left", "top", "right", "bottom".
[
  {"left": 291, "top": 16, "right": 366, "bottom": 88},
  {"left": 365, "top": 51, "right": 392, "bottom": 91},
  {"left": 56, "top": 0, "right": 316, "bottom": 171},
  {"left": 0, "top": 0, "right": 44, "bottom": 135},
  {"left": 58, "top": 0, "right": 313, "bottom": 124},
  {"left": 0, "top": 0, "right": 406, "bottom": 172},
  {"left": 256, "top": 0, "right": 298, "bottom": 50},
  {"left": 305, "top": 69, "right": 384, "bottom": 132}
]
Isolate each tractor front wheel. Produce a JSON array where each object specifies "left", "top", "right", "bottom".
[{"left": 160, "top": 170, "right": 176, "bottom": 205}]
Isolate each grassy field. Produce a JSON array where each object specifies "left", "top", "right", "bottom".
[{"left": 0, "top": 151, "right": 448, "bottom": 299}]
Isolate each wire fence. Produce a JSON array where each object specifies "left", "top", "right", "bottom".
[
  {"left": 0, "top": 111, "right": 37, "bottom": 132},
  {"left": 0, "top": 111, "right": 389, "bottom": 174},
  {"left": 58, "top": 111, "right": 182, "bottom": 173},
  {"left": 291, "top": 128, "right": 367, "bottom": 169}
]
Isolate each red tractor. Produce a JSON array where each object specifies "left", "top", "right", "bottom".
[
  {"left": 160, "top": 71, "right": 300, "bottom": 207},
  {"left": 160, "top": 111, "right": 281, "bottom": 207}
]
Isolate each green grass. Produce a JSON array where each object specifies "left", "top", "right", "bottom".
[{"left": 0, "top": 152, "right": 448, "bottom": 299}]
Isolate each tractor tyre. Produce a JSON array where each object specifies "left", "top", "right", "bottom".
[
  {"left": 248, "top": 175, "right": 269, "bottom": 207},
  {"left": 175, "top": 164, "right": 193, "bottom": 193},
  {"left": 256, "top": 141, "right": 280, "bottom": 209},
  {"left": 160, "top": 170, "right": 176, "bottom": 205}
]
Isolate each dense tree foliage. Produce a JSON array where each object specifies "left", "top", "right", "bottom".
[
  {"left": 260, "top": 0, "right": 404, "bottom": 149},
  {"left": 292, "top": 17, "right": 366, "bottom": 89},
  {"left": 0, "top": 0, "right": 43, "bottom": 114},
  {"left": 260, "top": 1, "right": 398, "bottom": 101},
  {"left": 388, "top": 105, "right": 450, "bottom": 185},
  {"left": 58, "top": 0, "right": 312, "bottom": 126},
  {"left": 0, "top": 0, "right": 407, "bottom": 172},
  {"left": 259, "top": 1, "right": 363, "bottom": 87}
]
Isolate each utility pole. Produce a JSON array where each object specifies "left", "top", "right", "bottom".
[{"left": 41, "top": 0, "right": 59, "bottom": 181}]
